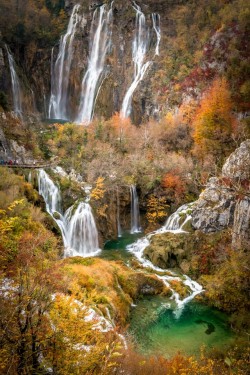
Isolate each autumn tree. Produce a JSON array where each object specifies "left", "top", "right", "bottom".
[
  {"left": 193, "top": 77, "right": 237, "bottom": 163},
  {"left": 146, "top": 195, "right": 168, "bottom": 230}
]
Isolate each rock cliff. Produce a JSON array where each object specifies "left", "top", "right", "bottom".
[
  {"left": 144, "top": 141, "right": 250, "bottom": 271},
  {"left": 192, "top": 140, "right": 250, "bottom": 250}
]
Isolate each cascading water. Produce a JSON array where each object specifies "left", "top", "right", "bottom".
[
  {"left": 127, "top": 202, "right": 202, "bottom": 313},
  {"left": 130, "top": 185, "right": 141, "bottom": 233},
  {"left": 121, "top": 3, "right": 151, "bottom": 118},
  {"left": 6, "top": 46, "right": 22, "bottom": 116},
  {"left": 37, "top": 169, "right": 99, "bottom": 257},
  {"left": 117, "top": 188, "right": 122, "bottom": 237},
  {"left": 152, "top": 13, "right": 161, "bottom": 56},
  {"left": 49, "top": 4, "right": 81, "bottom": 120},
  {"left": 76, "top": 3, "right": 113, "bottom": 124},
  {"left": 37, "top": 169, "right": 68, "bottom": 245},
  {"left": 65, "top": 203, "right": 99, "bottom": 256}
]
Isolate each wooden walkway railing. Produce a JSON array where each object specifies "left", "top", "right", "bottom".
[{"left": 0, "top": 162, "right": 58, "bottom": 169}]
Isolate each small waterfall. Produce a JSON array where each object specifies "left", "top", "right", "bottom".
[
  {"left": 127, "top": 202, "right": 203, "bottom": 313},
  {"left": 160, "top": 203, "right": 193, "bottom": 232},
  {"left": 130, "top": 185, "right": 141, "bottom": 233},
  {"left": 49, "top": 4, "right": 81, "bottom": 120},
  {"left": 6, "top": 46, "right": 22, "bottom": 116},
  {"left": 65, "top": 203, "right": 99, "bottom": 256},
  {"left": 152, "top": 13, "right": 161, "bottom": 56},
  {"left": 117, "top": 188, "right": 122, "bottom": 237},
  {"left": 76, "top": 3, "right": 113, "bottom": 124},
  {"left": 121, "top": 3, "right": 152, "bottom": 118},
  {"left": 37, "top": 169, "right": 99, "bottom": 257}
]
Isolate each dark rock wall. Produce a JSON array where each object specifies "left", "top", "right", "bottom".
[{"left": 0, "top": 0, "right": 171, "bottom": 122}]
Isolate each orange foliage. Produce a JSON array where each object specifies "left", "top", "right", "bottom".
[
  {"left": 193, "top": 77, "right": 237, "bottom": 161},
  {"left": 161, "top": 171, "right": 186, "bottom": 201},
  {"left": 109, "top": 112, "right": 132, "bottom": 140}
]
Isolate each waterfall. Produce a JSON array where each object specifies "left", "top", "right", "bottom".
[
  {"left": 152, "top": 13, "right": 161, "bottom": 56},
  {"left": 121, "top": 3, "right": 152, "bottom": 118},
  {"left": 160, "top": 203, "right": 193, "bottom": 232},
  {"left": 76, "top": 3, "right": 113, "bottom": 124},
  {"left": 65, "top": 203, "right": 99, "bottom": 256},
  {"left": 117, "top": 188, "right": 122, "bottom": 237},
  {"left": 49, "top": 4, "right": 81, "bottom": 120},
  {"left": 37, "top": 169, "right": 99, "bottom": 257},
  {"left": 127, "top": 202, "right": 203, "bottom": 313},
  {"left": 128, "top": 203, "right": 193, "bottom": 258},
  {"left": 6, "top": 46, "right": 22, "bottom": 116},
  {"left": 130, "top": 185, "right": 141, "bottom": 233}
]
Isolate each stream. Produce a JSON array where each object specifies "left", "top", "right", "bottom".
[{"left": 102, "top": 233, "right": 235, "bottom": 358}]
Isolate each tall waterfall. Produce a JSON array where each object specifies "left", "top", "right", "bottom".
[
  {"left": 76, "top": 3, "right": 113, "bottom": 124},
  {"left": 152, "top": 13, "right": 161, "bottom": 56},
  {"left": 121, "top": 3, "right": 151, "bottom": 118},
  {"left": 130, "top": 185, "right": 141, "bottom": 233},
  {"left": 38, "top": 169, "right": 99, "bottom": 257},
  {"left": 6, "top": 46, "right": 22, "bottom": 116},
  {"left": 48, "top": 4, "right": 81, "bottom": 120}
]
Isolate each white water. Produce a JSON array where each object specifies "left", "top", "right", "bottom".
[
  {"left": 38, "top": 169, "right": 99, "bottom": 257},
  {"left": 127, "top": 202, "right": 203, "bottom": 313},
  {"left": 152, "top": 13, "right": 161, "bottom": 56},
  {"left": 130, "top": 185, "right": 141, "bottom": 233},
  {"left": 49, "top": 4, "right": 81, "bottom": 120},
  {"left": 6, "top": 46, "right": 22, "bottom": 116},
  {"left": 65, "top": 202, "right": 99, "bottom": 257},
  {"left": 121, "top": 3, "right": 152, "bottom": 118},
  {"left": 117, "top": 188, "right": 122, "bottom": 237},
  {"left": 76, "top": 3, "right": 113, "bottom": 124}
]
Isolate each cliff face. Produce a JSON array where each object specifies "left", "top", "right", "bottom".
[
  {"left": 1, "top": 0, "right": 247, "bottom": 123},
  {"left": 192, "top": 140, "right": 250, "bottom": 250}
]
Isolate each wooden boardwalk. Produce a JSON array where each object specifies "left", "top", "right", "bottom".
[{"left": 0, "top": 162, "right": 57, "bottom": 169}]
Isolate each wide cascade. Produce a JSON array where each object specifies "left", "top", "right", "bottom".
[
  {"left": 38, "top": 169, "right": 99, "bottom": 256},
  {"left": 121, "top": 3, "right": 152, "bottom": 118},
  {"left": 76, "top": 3, "right": 113, "bottom": 124},
  {"left": 130, "top": 185, "right": 141, "bottom": 233},
  {"left": 48, "top": 4, "right": 81, "bottom": 120},
  {"left": 6, "top": 46, "right": 22, "bottom": 116}
]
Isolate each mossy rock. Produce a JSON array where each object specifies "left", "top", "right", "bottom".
[
  {"left": 143, "top": 230, "right": 231, "bottom": 276},
  {"left": 144, "top": 232, "right": 189, "bottom": 269}
]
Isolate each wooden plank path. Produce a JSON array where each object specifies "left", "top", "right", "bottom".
[{"left": 0, "top": 162, "right": 58, "bottom": 169}]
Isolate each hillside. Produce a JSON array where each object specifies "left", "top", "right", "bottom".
[{"left": 0, "top": 0, "right": 249, "bottom": 374}]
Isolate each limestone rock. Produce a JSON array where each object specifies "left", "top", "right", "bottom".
[
  {"left": 222, "top": 140, "right": 250, "bottom": 180},
  {"left": 144, "top": 233, "right": 189, "bottom": 269},
  {"left": 232, "top": 197, "right": 250, "bottom": 250},
  {"left": 191, "top": 140, "right": 250, "bottom": 249},
  {"left": 191, "top": 177, "right": 235, "bottom": 233}
]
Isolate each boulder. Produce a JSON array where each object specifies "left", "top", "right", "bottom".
[{"left": 144, "top": 232, "right": 189, "bottom": 269}]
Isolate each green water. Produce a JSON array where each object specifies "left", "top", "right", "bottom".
[
  {"left": 99, "top": 233, "right": 235, "bottom": 358},
  {"left": 101, "top": 232, "right": 142, "bottom": 261},
  {"left": 129, "top": 295, "right": 235, "bottom": 358}
]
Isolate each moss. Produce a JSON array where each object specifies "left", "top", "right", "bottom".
[{"left": 69, "top": 257, "right": 95, "bottom": 266}]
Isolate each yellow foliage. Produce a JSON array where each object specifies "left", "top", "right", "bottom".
[{"left": 90, "top": 177, "right": 106, "bottom": 201}]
